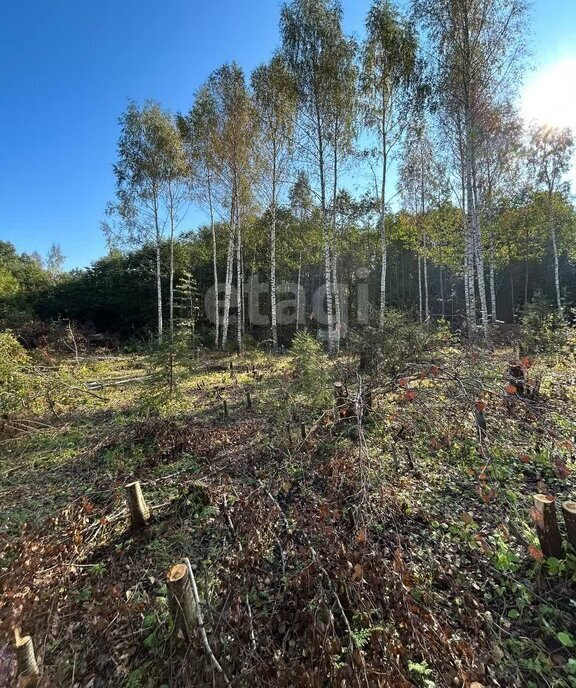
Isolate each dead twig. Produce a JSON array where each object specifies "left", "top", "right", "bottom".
[{"left": 183, "top": 558, "right": 230, "bottom": 686}]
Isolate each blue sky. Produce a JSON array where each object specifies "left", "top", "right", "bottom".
[{"left": 1, "top": 0, "right": 575, "bottom": 270}]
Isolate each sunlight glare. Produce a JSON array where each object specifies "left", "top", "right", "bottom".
[{"left": 521, "top": 57, "right": 576, "bottom": 130}]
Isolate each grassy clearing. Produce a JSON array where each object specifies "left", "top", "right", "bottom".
[{"left": 0, "top": 342, "right": 575, "bottom": 687}]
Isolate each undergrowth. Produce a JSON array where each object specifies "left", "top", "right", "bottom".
[{"left": 0, "top": 328, "right": 575, "bottom": 687}]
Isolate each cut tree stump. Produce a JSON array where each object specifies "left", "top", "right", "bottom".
[
  {"left": 15, "top": 631, "right": 39, "bottom": 681},
  {"left": 167, "top": 562, "right": 197, "bottom": 641},
  {"left": 246, "top": 391, "right": 252, "bottom": 409},
  {"left": 333, "top": 382, "right": 347, "bottom": 404},
  {"left": 508, "top": 362, "right": 525, "bottom": 396},
  {"left": 533, "top": 494, "right": 563, "bottom": 558},
  {"left": 125, "top": 481, "right": 150, "bottom": 530},
  {"left": 562, "top": 501, "right": 576, "bottom": 550}
]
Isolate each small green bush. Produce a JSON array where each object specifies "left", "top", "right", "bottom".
[
  {"left": 290, "top": 331, "right": 331, "bottom": 406},
  {"left": 520, "top": 292, "right": 567, "bottom": 354},
  {"left": 0, "top": 331, "right": 35, "bottom": 418},
  {"left": 350, "top": 311, "right": 450, "bottom": 376}
]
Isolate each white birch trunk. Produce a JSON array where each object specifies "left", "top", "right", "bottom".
[
  {"left": 379, "top": 119, "right": 387, "bottom": 327},
  {"left": 296, "top": 258, "right": 302, "bottom": 331},
  {"left": 155, "top": 240, "right": 163, "bottom": 344},
  {"left": 221, "top": 191, "right": 236, "bottom": 348},
  {"left": 208, "top": 170, "right": 219, "bottom": 347},
  {"left": 439, "top": 264, "right": 445, "bottom": 318},
  {"left": 317, "top": 137, "right": 334, "bottom": 352},
  {"left": 270, "top": 195, "right": 278, "bottom": 351},
  {"left": 418, "top": 255, "right": 423, "bottom": 323},
  {"left": 236, "top": 202, "right": 243, "bottom": 353},
  {"left": 489, "top": 233, "right": 497, "bottom": 323},
  {"left": 332, "top": 254, "right": 341, "bottom": 352},
  {"left": 323, "top": 230, "right": 334, "bottom": 353},
  {"left": 332, "top": 123, "right": 341, "bottom": 351},
  {"left": 549, "top": 191, "right": 562, "bottom": 312},
  {"left": 464, "top": 135, "right": 477, "bottom": 334},
  {"left": 423, "top": 234, "right": 429, "bottom": 321},
  {"left": 169, "top": 234, "right": 174, "bottom": 339},
  {"left": 168, "top": 184, "right": 175, "bottom": 341},
  {"left": 473, "top": 212, "right": 489, "bottom": 337},
  {"left": 551, "top": 224, "right": 561, "bottom": 312}
]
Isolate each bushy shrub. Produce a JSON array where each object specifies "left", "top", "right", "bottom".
[
  {"left": 520, "top": 292, "right": 567, "bottom": 354},
  {"left": 349, "top": 311, "right": 450, "bottom": 376},
  {"left": 0, "top": 331, "right": 36, "bottom": 418}
]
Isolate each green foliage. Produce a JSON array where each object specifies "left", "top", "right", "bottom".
[
  {"left": 137, "top": 343, "right": 180, "bottom": 415},
  {"left": 136, "top": 332, "right": 199, "bottom": 415},
  {"left": 350, "top": 311, "right": 450, "bottom": 375},
  {"left": 291, "top": 331, "right": 331, "bottom": 405},
  {"left": 0, "top": 241, "right": 50, "bottom": 324},
  {"left": 545, "top": 552, "right": 576, "bottom": 582},
  {"left": 174, "top": 270, "right": 201, "bottom": 346},
  {"left": 0, "top": 331, "right": 36, "bottom": 418},
  {"left": 351, "top": 624, "right": 386, "bottom": 650},
  {"left": 557, "top": 632, "right": 574, "bottom": 649},
  {"left": 408, "top": 660, "right": 436, "bottom": 688},
  {"left": 520, "top": 292, "right": 567, "bottom": 354},
  {"left": 490, "top": 531, "right": 520, "bottom": 572},
  {"left": 0, "top": 269, "right": 20, "bottom": 298}
]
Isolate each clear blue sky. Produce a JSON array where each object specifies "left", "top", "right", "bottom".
[{"left": 1, "top": 0, "right": 575, "bottom": 269}]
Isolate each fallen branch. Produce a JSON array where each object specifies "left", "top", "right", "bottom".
[
  {"left": 246, "top": 592, "right": 257, "bottom": 652},
  {"left": 184, "top": 557, "right": 231, "bottom": 686},
  {"left": 86, "top": 375, "right": 152, "bottom": 390}
]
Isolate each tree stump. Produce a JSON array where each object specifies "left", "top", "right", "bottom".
[
  {"left": 15, "top": 632, "right": 39, "bottom": 682},
  {"left": 246, "top": 391, "right": 252, "bottom": 409},
  {"left": 222, "top": 399, "right": 228, "bottom": 418},
  {"left": 300, "top": 422, "right": 306, "bottom": 440},
  {"left": 333, "top": 382, "right": 347, "bottom": 404},
  {"left": 562, "top": 501, "right": 576, "bottom": 550},
  {"left": 508, "top": 362, "right": 525, "bottom": 396},
  {"left": 533, "top": 494, "right": 563, "bottom": 558},
  {"left": 167, "top": 562, "right": 197, "bottom": 641},
  {"left": 125, "top": 481, "right": 150, "bottom": 530}
]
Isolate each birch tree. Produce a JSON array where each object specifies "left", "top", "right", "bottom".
[
  {"left": 400, "top": 118, "right": 448, "bottom": 321},
  {"left": 361, "top": 0, "right": 419, "bottom": 325},
  {"left": 289, "top": 171, "right": 315, "bottom": 330},
  {"left": 476, "top": 105, "right": 523, "bottom": 322},
  {"left": 281, "top": 0, "right": 354, "bottom": 354},
  {"left": 106, "top": 101, "right": 188, "bottom": 343},
  {"left": 327, "top": 32, "right": 357, "bottom": 349},
  {"left": 179, "top": 86, "right": 222, "bottom": 346},
  {"left": 413, "top": 0, "right": 527, "bottom": 337},
  {"left": 46, "top": 243, "right": 65, "bottom": 280},
  {"left": 204, "top": 64, "right": 257, "bottom": 350},
  {"left": 528, "top": 125, "right": 575, "bottom": 313},
  {"left": 164, "top": 130, "right": 189, "bottom": 340},
  {"left": 252, "top": 56, "right": 298, "bottom": 350}
]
